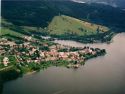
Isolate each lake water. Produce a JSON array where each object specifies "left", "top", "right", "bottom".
[{"left": 2, "top": 33, "right": 125, "bottom": 94}]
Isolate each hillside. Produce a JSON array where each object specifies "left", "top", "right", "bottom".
[
  {"left": 1, "top": 19, "right": 35, "bottom": 42},
  {"left": 1, "top": 1, "right": 125, "bottom": 32},
  {"left": 48, "top": 15, "right": 109, "bottom": 36},
  {"left": 1, "top": 19, "right": 23, "bottom": 37},
  {"left": 1, "top": 19, "right": 45, "bottom": 38},
  {"left": 1, "top": 15, "right": 113, "bottom": 43}
]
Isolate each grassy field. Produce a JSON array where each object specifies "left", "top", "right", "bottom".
[
  {"left": 48, "top": 15, "right": 109, "bottom": 36},
  {"left": 0, "top": 27, "right": 24, "bottom": 37},
  {"left": 1, "top": 19, "right": 25, "bottom": 37},
  {"left": 1, "top": 19, "right": 42, "bottom": 37}
]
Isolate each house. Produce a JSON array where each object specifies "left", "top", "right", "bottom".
[
  {"left": 92, "top": 51, "right": 96, "bottom": 55},
  {"left": 40, "top": 51, "right": 45, "bottom": 57},
  {"left": 2, "top": 57, "right": 10, "bottom": 66},
  {"left": 58, "top": 52, "right": 69, "bottom": 60},
  {"left": 24, "top": 36, "right": 32, "bottom": 41},
  {"left": 89, "top": 48, "right": 93, "bottom": 53},
  {"left": 29, "top": 47, "right": 37, "bottom": 55},
  {"left": 49, "top": 45, "right": 57, "bottom": 50}
]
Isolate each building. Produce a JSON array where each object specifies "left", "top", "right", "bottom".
[{"left": 2, "top": 57, "right": 10, "bottom": 66}]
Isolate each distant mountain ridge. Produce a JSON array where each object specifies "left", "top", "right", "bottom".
[
  {"left": 2, "top": 0, "right": 125, "bottom": 8},
  {"left": 71, "top": 0, "right": 125, "bottom": 8}
]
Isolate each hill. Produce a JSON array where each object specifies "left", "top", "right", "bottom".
[
  {"left": 1, "top": 1, "right": 117, "bottom": 43},
  {"left": 1, "top": 19, "right": 24, "bottom": 37},
  {"left": 1, "top": 19, "right": 38, "bottom": 42},
  {"left": 48, "top": 15, "right": 109, "bottom": 36},
  {"left": 1, "top": 1, "right": 125, "bottom": 32},
  {"left": 1, "top": 14, "right": 114, "bottom": 43},
  {"left": 47, "top": 15, "right": 114, "bottom": 43},
  {"left": 1, "top": 19, "right": 46, "bottom": 37}
]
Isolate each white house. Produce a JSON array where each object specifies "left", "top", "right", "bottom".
[{"left": 3, "top": 57, "right": 10, "bottom": 66}]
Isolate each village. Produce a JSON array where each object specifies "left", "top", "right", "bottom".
[{"left": 0, "top": 36, "right": 106, "bottom": 73}]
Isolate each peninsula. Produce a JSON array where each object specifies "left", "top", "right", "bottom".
[{"left": 0, "top": 35, "right": 106, "bottom": 83}]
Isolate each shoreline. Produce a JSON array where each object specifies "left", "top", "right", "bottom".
[
  {"left": 2, "top": 33, "right": 125, "bottom": 94},
  {"left": 0, "top": 49, "right": 106, "bottom": 80},
  {"left": 24, "top": 71, "right": 37, "bottom": 76},
  {"left": 0, "top": 32, "right": 108, "bottom": 94},
  {"left": 50, "top": 31, "right": 116, "bottom": 44}
]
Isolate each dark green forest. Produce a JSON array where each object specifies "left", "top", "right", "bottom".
[{"left": 1, "top": 1, "right": 125, "bottom": 32}]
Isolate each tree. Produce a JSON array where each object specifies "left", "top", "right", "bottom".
[
  {"left": 34, "top": 50, "right": 40, "bottom": 58},
  {"left": 97, "top": 26, "right": 100, "bottom": 34}
]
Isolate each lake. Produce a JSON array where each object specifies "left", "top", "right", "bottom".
[{"left": 2, "top": 33, "right": 125, "bottom": 94}]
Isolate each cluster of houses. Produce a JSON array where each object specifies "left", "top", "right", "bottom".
[{"left": 0, "top": 36, "right": 104, "bottom": 67}]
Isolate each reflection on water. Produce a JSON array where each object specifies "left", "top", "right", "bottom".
[{"left": 3, "top": 33, "right": 125, "bottom": 94}]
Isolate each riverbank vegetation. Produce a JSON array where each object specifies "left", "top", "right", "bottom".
[{"left": 47, "top": 15, "right": 114, "bottom": 43}]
